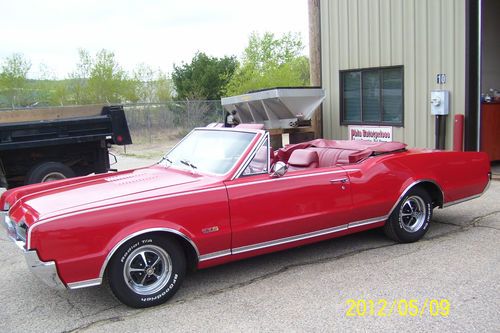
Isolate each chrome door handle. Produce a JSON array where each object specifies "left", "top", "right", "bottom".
[{"left": 329, "top": 177, "right": 348, "bottom": 184}]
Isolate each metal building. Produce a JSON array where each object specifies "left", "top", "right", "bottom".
[{"left": 317, "top": 0, "right": 499, "bottom": 158}]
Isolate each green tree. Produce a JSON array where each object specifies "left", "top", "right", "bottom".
[
  {"left": 51, "top": 80, "right": 75, "bottom": 106},
  {"left": 226, "top": 32, "right": 310, "bottom": 96},
  {"left": 87, "top": 49, "right": 131, "bottom": 103},
  {"left": 133, "top": 64, "right": 172, "bottom": 103},
  {"left": 68, "top": 49, "right": 134, "bottom": 104},
  {"left": 155, "top": 71, "right": 173, "bottom": 103},
  {"left": 172, "top": 52, "right": 238, "bottom": 100},
  {"left": 30, "top": 63, "right": 70, "bottom": 106},
  {"left": 0, "top": 53, "right": 32, "bottom": 108},
  {"left": 67, "top": 49, "right": 93, "bottom": 104}
]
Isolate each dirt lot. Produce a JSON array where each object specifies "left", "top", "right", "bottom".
[{"left": 0, "top": 156, "right": 498, "bottom": 332}]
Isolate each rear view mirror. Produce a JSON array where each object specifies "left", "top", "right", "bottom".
[{"left": 271, "top": 161, "right": 287, "bottom": 178}]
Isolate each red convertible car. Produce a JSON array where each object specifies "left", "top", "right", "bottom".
[{"left": 1, "top": 126, "right": 491, "bottom": 308}]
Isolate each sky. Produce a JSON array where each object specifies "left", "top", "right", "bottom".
[{"left": 0, "top": 0, "right": 309, "bottom": 79}]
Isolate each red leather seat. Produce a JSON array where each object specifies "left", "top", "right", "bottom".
[
  {"left": 287, "top": 149, "right": 319, "bottom": 171},
  {"left": 243, "top": 146, "right": 274, "bottom": 175}
]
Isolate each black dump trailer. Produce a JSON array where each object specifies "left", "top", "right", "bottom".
[{"left": 0, "top": 105, "right": 132, "bottom": 188}]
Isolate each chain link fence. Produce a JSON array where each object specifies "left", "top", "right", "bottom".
[{"left": 123, "top": 100, "right": 225, "bottom": 147}]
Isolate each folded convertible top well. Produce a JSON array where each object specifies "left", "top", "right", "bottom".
[{"left": 276, "top": 139, "right": 407, "bottom": 165}]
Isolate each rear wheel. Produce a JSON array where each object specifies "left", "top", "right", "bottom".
[
  {"left": 24, "top": 162, "right": 75, "bottom": 184},
  {"left": 107, "top": 234, "right": 186, "bottom": 308},
  {"left": 384, "top": 187, "right": 432, "bottom": 243}
]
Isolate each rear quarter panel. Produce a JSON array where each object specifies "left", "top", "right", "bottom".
[
  {"left": 393, "top": 149, "right": 490, "bottom": 203},
  {"left": 346, "top": 149, "right": 490, "bottom": 222}
]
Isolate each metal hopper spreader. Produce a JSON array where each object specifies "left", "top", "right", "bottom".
[{"left": 221, "top": 87, "right": 325, "bottom": 129}]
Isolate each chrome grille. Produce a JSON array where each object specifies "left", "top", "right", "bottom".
[
  {"left": 3, "top": 214, "right": 17, "bottom": 240},
  {"left": 15, "top": 220, "right": 27, "bottom": 242},
  {"left": 3, "top": 214, "right": 27, "bottom": 245}
]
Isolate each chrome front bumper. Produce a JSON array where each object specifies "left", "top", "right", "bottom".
[{"left": 2, "top": 211, "right": 66, "bottom": 290}]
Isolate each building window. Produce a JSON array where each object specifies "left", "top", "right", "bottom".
[{"left": 340, "top": 66, "right": 404, "bottom": 126}]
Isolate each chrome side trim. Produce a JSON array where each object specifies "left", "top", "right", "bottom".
[
  {"left": 197, "top": 214, "right": 388, "bottom": 261},
  {"left": 231, "top": 217, "right": 385, "bottom": 256},
  {"left": 232, "top": 224, "right": 348, "bottom": 255},
  {"left": 67, "top": 278, "right": 103, "bottom": 290},
  {"left": 199, "top": 249, "right": 232, "bottom": 262},
  {"left": 226, "top": 169, "right": 352, "bottom": 189},
  {"left": 348, "top": 215, "right": 388, "bottom": 228},
  {"left": 443, "top": 194, "right": 483, "bottom": 208},
  {"left": 387, "top": 179, "right": 444, "bottom": 218},
  {"left": 98, "top": 228, "right": 200, "bottom": 279},
  {"left": 443, "top": 174, "right": 491, "bottom": 208}
]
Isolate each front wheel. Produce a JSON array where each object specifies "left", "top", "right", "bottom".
[
  {"left": 384, "top": 187, "right": 433, "bottom": 243},
  {"left": 107, "top": 234, "right": 186, "bottom": 308}
]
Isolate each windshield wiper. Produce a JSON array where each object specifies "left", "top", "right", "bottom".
[
  {"left": 158, "top": 156, "right": 173, "bottom": 167},
  {"left": 180, "top": 159, "right": 197, "bottom": 170}
]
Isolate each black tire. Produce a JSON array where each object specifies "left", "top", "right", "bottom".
[
  {"left": 25, "top": 162, "right": 75, "bottom": 185},
  {"left": 384, "top": 187, "right": 433, "bottom": 243},
  {"left": 107, "top": 234, "right": 186, "bottom": 308}
]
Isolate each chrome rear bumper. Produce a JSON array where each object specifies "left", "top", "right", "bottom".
[{"left": 2, "top": 210, "right": 66, "bottom": 290}]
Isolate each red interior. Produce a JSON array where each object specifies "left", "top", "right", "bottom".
[
  {"left": 287, "top": 149, "right": 319, "bottom": 171},
  {"left": 276, "top": 139, "right": 407, "bottom": 168}
]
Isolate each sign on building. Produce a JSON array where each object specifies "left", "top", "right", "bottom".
[{"left": 348, "top": 125, "right": 393, "bottom": 142}]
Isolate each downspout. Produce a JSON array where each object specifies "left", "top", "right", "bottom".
[{"left": 476, "top": 0, "right": 482, "bottom": 151}]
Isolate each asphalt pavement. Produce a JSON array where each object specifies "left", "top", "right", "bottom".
[{"left": 0, "top": 155, "right": 498, "bottom": 332}]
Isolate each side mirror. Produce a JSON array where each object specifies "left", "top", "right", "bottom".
[{"left": 271, "top": 161, "right": 288, "bottom": 178}]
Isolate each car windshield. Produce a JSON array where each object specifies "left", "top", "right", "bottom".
[{"left": 161, "top": 129, "right": 257, "bottom": 175}]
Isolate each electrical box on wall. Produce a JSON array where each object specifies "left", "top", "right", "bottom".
[{"left": 430, "top": 90, "right": 450, "bottom": 115}]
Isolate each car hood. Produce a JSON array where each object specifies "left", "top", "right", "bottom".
[{"left": 17, "top": 166, "right": 212, "bottom": 223}]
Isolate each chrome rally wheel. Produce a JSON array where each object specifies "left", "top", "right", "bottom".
[
  {"left": 384, "top": 187, "right": 433, "bottom": 243},
  {"left": 123, "top": 245, "right": 173, "bottom": 295},
  {"left": 399, "top": 195, "right": 427, "bottom": 233},
  {"left": 108, "top": 234, "right": 186, "bottom": 308}
]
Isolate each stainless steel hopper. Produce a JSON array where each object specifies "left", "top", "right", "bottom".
[{"left": 221, "top": 87, "right": 325, "bottom": 129}]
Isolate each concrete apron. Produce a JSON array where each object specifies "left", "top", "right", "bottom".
[{"left": 491, "top": 162, "right": 500, "bottom": 180}]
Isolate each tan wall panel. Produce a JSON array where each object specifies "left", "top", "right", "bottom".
[
  {"left": 379, "top": 0, "right": 392, "bottom": 65},
  {"left": 320, "top": 0, "right": 466, "bottom": 149},
  {"left": 390, "top": 0, "right": 404, "bottom": 65},
  {"left": 414, "top": 0, "right": 429, "bottom": 148},
  {"left": 454, "top": 0, "right": 466, "bottom": 118},
  {"left": 442, "top": 0, "right": 456, "bottom": 149},
  {"left": 348, "top": 0, "right": 360, "bottom": 68},
  {"left": 426, "top": 0, "right": 442, "bottom": 148},
  {"left": 368, "top": 0, "right": 381, "bottom": 66},
  {"left": 321, "top": 0, "right": 333, "bottom": 138},
  {"left": 402, "top": 0, "right": 416, "bottom": 145},
  {"left": 338, "top": 0, "right": 350, "bottom": 70},
  {"left": 358, "top": 0, "right": 370, "bottom": 68}
]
